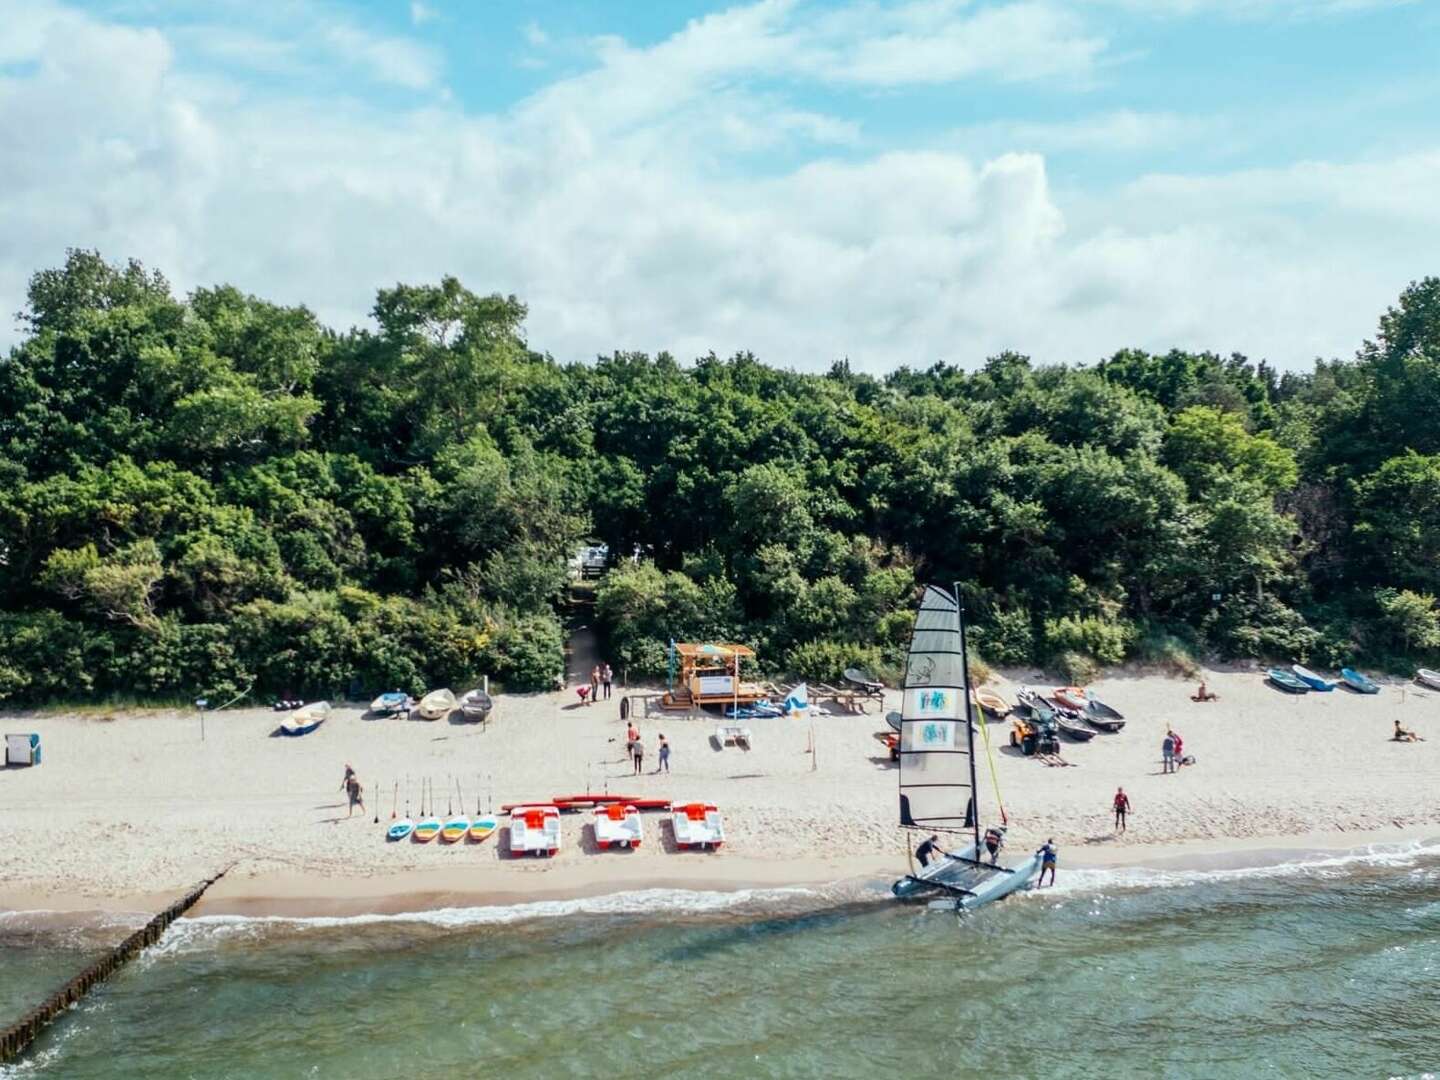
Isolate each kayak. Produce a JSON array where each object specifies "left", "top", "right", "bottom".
[
  {"left": 440, "top": 816, "right": 470, "bottom": 843},
  {"left": 387, "top": 818, "right": 414, "bottom": 842},
  {"left": 412, "top": 817, "right": 441, "bottom": 842},
  {"left": 468, "top": 815, "right": 498, "bottom": 842},
  {"left": 1340, "top": 667, "right": 1379, "bottom": 694}
]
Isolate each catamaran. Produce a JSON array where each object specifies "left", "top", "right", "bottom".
[{"left": 891, "top": 585, "right": 1040, "bottom": 911}]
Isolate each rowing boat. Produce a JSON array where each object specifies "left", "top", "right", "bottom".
[
  {"left": 1292, "top": 664, "right": 1336, "bottom": 692},
  {"left": 1267, "top": 668, "right": 1310, "bottom": 694},
  {"left": 1340, "top": 668, "right": 1379, "bottom": 694}
]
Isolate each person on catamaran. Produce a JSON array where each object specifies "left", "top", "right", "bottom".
[
  {"left": 1036, "top": 839, "right": 1058, "bottom": 887},
  {"left": 983, "top": 826, "right": 1006, "bottom": 866},
  {"left": 915, "top": 834, "right": 949, "bottom": 868},
  {"left": 1113, "top": 787, "right": 1131, "bottom": 832}
]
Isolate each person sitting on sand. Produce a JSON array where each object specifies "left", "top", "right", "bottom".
[
  {"left": 915, "top": 834, "right": 949, "bottom": 868},
  {"left": 1394, "top": 719, "right": 1423, "bottom": 742},
  {"left": 1190, "top": 681, "right": 1218, "bottom": 702}
]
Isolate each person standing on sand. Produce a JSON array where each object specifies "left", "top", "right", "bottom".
[
  {"left": 1113, "top": 787, "right": 1131, "bottom": 832},
  {"left": 1161, "top": 731, "right": 1176, "bottom": 775},
  {"left": 657, "top": 733, "right": 670, "bottom": 773},
  {"left": 1036, "top": 838, "right": 1058, "bottom": 887},
  {"left": 602, "top": 663, "right": 613, "bottom": 701},
  {"left": 631, "top": 735, "right": 645, "bottom": 775},
  {"left": 345, "top": 773, "right": 364, "bottom": 817},
  {"left": 590, "top": 665, "right": 601, "bottom": 706}
]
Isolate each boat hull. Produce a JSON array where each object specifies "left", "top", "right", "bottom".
[
  {"left": 1267, "top": 669, "right": 1310, "bottom": 694},
  {"left": 892, "top": 843, "right": 1041, "bottom": 910},
  {"left": 1292, "top": 665, "right": 1336, "bottom": 691},
  {"left": 1339, "top": 668, "right": 1379, "bottom": 694},
  {"left": 1416, "top": 670, "right": 1440, "bottom": 691}
]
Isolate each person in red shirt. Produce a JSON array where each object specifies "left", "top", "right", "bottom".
[{"left": 1113, "top": 787, "right": 1131, "bottom": 832}]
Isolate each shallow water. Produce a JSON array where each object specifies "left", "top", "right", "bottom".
[{"left": 5, "top": 847, "right": 1440, "bottom": 1079}]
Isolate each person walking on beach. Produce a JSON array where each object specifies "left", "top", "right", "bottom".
[
  {"left": 1036, "top": 838, "right": 1058, "bottom": 887},
  {"left": 345, "top": 772, "right": 364, "bottom": 817},
  {"left": 1113, "top": 787, "right": 1131, "bottom": 832},
  {"left": 602, "top": 662, "right": 613, "bottom": 701},
  {"left": 631, "top": 735, "right": 645, "bottom": 775},
  {"left": 590, "top": 665, "right": 601, "bottom": 707},
  {"left": 657, "top": 733, "right": 670, "bottom": 773},
  {"left": 1161, "top": 730, "right": 1176, "bottom": 774}
]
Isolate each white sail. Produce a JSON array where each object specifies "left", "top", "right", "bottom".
[{"left": 898, "top": 585, "right": 975, "bottom": 832}]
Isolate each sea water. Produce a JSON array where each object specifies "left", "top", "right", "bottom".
[{"left": 4, "top": 845, "right": 1440, "bottom": 1079}]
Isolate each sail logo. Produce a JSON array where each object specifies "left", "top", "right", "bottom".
[
  {"left": 918, "top": 690, "right": 950, "bottom": 712},
  {"left": 921, "top": 722, "right": 949, "bottom": 745}
]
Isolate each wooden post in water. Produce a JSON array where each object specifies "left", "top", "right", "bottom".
[{"left": 0, "top": 866, "right": 232, "bottom": 1064}]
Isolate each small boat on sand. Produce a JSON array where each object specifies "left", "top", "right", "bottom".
[
  {"left": 1416, "top": 669, "right": 1440, "bottom": 691},
  {"left": 416, "top": 689, "right": 457, "bottom": 720},
  {"left": 280, "top": 701, "right": 329, "bottom": 736},
  {"left": 440, "top": 816, "right": 470, "bottom": 843},
  {"left": 592, "top": 804, "right": 643, "bottom": 850},
  {"left": 971, "top": 689, "right": 1009, "bottom": 717},
  {"left": 369, "top": 691, "right": 410, "bottom": 715},
  {"left": 1340, "top": 668, "right": 1379, "bottom": 694},
  {"left": 412, "top": 817, "right": 441, "bottom": 842},
  {"left": 1081, "top": 695, "right": 1125, "bottom": 732},
  {"left": 1052, "top": 686, "right": 1088, "bottom": 711},
  {"left": 1268, "top": 668, "right": 1310, "bottom": 694},
  {"left": 459, "top": 688, "right": 493, "bottom": 722},
  {"left": 387, "top": 818, "right": 414, "bottom": 842},
  {"left": 1292, "top": 664, "right": 1336, "bottom": 691},
  {"left": 671, "top": 803, "right": 725, "bottom": 850},
  {"left": 468, "top": 815, "right": 498, "bottom": 842},
  {"left": 1054, "top": 714, "right": 1096, "bottom": 741},
  {"left": 509, "top": 805, "right": 561, "bottom": 857}
]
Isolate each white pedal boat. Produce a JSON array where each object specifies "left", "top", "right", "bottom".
[
  {"left": 592, "top": 803, "right": 643, "bottom": 850},
  {"left": 509, "top": 805, "right": 561, "bottom": 857},
  {"left": 671, "top": 802, "right": 724, "bottom": 850}
]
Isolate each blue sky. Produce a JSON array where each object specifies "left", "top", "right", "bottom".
[{"left": 2, "top": 0, "right": 1438, "bottom": 369}]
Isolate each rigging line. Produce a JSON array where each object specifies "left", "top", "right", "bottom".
[{"left": 974, "top": 695, "right": 1008, "bottom": 826}]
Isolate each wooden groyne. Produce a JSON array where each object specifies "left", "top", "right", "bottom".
[{"left": 0, "top": 866, "right": 231, "bottom": 1064}]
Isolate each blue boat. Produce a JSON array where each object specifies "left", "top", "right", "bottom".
[
  {"left": 1340, "top": 668, "right": 1380, "bottom": 694},
  {"left": 1291, "top": 665, "right": 1336, "bottom": 692},
  {"left": 369, "top": 691, "right": 411, "bottom": 716},
  {"left": 1267, "top": 668, "right": 1310, "bottom": 694}
]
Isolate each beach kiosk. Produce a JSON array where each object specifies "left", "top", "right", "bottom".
[{"left": 660, "top": 642, "right": 769, "bottom": 712}]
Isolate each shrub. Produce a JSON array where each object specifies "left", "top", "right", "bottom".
[
  {"left": 1054, "top": 650, "right": 1100, "bottom": 685},
  {"left": 484, "top": 612, "right": 564, "bottom": 692},
  {"left": 971, "top": 607, "right": 1035, "bottom": 666},
  {"left": 784, "top": 640, "right": 893, "bottom": 685},
  {"left": 1043, "top": 615, "right": 1136, "bottom": 666}
]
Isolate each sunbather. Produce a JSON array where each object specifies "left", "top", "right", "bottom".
[
  {"left": 1394, "top": 719, "right": 1423, "bottom": 742},
  {"left": 1190, "top": 682, "right": 1218, "bottom": 702}
]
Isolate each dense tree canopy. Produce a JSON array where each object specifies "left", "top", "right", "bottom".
[{"left": 2, "top": 249, "right": 1438, "bottom": 702}]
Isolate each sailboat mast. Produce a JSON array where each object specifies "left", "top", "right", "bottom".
[{"left": 953, "top": 582, "right": 982, "bottom": 853}]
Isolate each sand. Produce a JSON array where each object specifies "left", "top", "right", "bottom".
[{"left": 2, "top": 667, "right": 1438, "bottom": 915}]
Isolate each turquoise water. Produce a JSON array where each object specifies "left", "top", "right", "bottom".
[{"left": 5, "top": 846, "right": 1440, "bottom": 1079}]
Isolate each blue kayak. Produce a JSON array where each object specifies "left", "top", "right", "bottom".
[{"left": 1340, "top": 668, "right": 1380, "bottom": 694}]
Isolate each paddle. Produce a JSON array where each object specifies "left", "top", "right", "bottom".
[
  {"left": 389, "top": 780, "right": 398, "bottom": 821},
  {"left": 373, "top": 778, "right": 380, "bottom": 824},
  {"left": 447, "top": 774, "right": 453, "bottom": 817}
]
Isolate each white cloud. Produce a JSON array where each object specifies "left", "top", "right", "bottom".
[
  {"left": 0, "top": 0, "right": 1435, "bottom": 373},
  {"left": 521, "top": 20, "right": 548, "bottom": 47},
  {"left": 409, "top": 1, "right": 436, "bottom": 25}
]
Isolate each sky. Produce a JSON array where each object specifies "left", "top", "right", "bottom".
[{"left": 1, "top": 0, "right": 1437, "bottom": 371}]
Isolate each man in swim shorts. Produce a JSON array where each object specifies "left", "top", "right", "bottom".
[
  {"left": 1036, "top": 838, "right": 1058, "bottom": 887},
  {"left": 1113, "top": 787, "right": 1131, "bottom": 832}
]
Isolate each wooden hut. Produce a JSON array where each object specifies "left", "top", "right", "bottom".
[{"left": 660, "top": 642, "right": 768, "bottom": 711}]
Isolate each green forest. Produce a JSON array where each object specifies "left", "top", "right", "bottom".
[{"left": 2, "top": 250, "right": 1439, "bottom": 704}]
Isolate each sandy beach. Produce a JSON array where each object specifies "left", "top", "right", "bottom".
[{"left": 3, "top": 666, "right": 1438, "bottom": 916}]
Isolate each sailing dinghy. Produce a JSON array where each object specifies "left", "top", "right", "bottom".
[{"left": 891, "top": 585, "right": 1040, "bottom": 911}]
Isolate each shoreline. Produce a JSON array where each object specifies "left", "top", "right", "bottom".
[{"left": 4, "top": 825, "right": 1436, "bottom": 920}]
